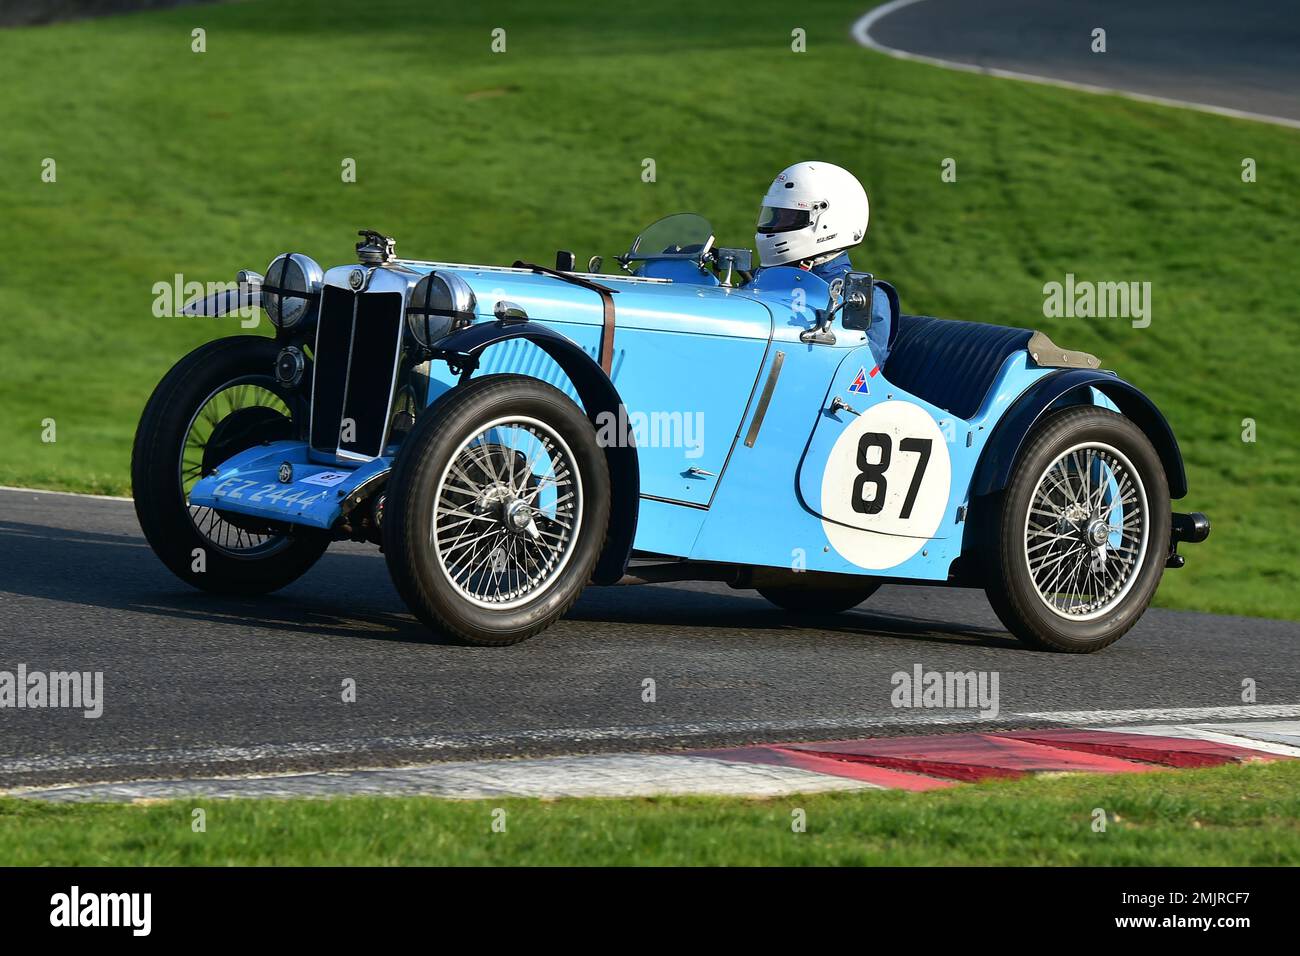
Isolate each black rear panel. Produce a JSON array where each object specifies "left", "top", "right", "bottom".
[{"left": 310, "top": 287, "right": 405, "bottom": 459}]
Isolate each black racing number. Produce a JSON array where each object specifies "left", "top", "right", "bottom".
[
  {"left": 898, "top": 437, "right": 932, "bottom": 519},
  {"left": 851, "top": 432, "right": 891, "bottom": 514},
  {"left": 850, "top": 434, "right": 933, "bottom": 519}
]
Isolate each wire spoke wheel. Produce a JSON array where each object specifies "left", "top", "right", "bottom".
[
  {"left": 430, "top": 415, "right": 583, "bottom": 610},
  {"left": 1023, "top": 441, "right": 1149, "bottom": 621},
  {"left": 135, "top": 336, "right": 330, "bottom": 595},
  {"left": 178, "top": 376, "right": 293, "bottom": 557},
  {"left": 383, "top": 375, "right": 610, "bottom": 646}
]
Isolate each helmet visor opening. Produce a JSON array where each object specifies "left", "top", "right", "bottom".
[{"left": 757, "top": 206, "right": 811, "bottom": 233}]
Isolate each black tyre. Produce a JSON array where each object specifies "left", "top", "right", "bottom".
[
  {"left": 131, "top": 336, "right": 330, "bottom": 594},
  {"left": 758, "top": 582, "right": 881, "bottom": 613},
  {"left": 983, "top": 406, "right": 1170, "bottom": 653},
  {"left": 383, "top": 374, "right": 611, "bottom": 646}
]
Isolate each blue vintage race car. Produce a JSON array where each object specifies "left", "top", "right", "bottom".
[{"left": 133, "top": 216, "right": 1208, "bottom": 652}]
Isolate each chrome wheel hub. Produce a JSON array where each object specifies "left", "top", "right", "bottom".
[
  {"left": 1086, "top": 518, "right": 1111, "bottom": 547},
  {"left": 1023, "top": 442, "right": 1150, "bottom": 621},
  {"left": 504, "top": 498, "right": 534, "bottom": 533}
]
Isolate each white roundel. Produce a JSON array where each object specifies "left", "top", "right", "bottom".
[{"left": 820, "top": 401, "right": 952, "bottom": 569}]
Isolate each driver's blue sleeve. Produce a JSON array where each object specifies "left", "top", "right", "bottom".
[{"left": 867, "top": 285, "right": 893, "bottom": 368}]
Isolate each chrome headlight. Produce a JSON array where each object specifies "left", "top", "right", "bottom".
[
  {"left": 406, "top": 271, "right": 477, "bottom": 347},
  {"left": 262, "top": 253, "right": 323, "bottom": 331}
]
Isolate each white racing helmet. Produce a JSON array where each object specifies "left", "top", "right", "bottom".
[{"left": 755, "top": 161, "right": 870, "bottom": 268}]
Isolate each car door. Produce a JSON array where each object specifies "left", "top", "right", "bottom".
[
  {"left": 604, "top": 284, "right": 773, "bottom": 505},
  {"left": 796, "top": 346, "right": 958, "bottom": 570}
]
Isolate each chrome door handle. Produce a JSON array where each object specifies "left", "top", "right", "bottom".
[{"left": 830, "top": 396, "right": 861, "bottom": 416}]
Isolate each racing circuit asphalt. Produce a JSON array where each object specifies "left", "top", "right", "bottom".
[
  {"left": 858, "top": 0, "right": 1300, "bottom": 125},
  {"left": 2, "top": 487, "right": 1298, "bottom": 790}
]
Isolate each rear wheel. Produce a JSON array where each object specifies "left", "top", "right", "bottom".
[
  {"left": 983, "top": 406, "right": 1170, "bottom": 652},
  {"left": 758, "top": 582, "right": 880, "bottom": 613},
  {"left": 131, "top": 336, "right": 330, "bottom": 594},
  {"left": 383, "top": 375, "right": 611, "bottom": 646}
]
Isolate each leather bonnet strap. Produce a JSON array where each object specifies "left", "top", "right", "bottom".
[{"left": 512, "top": 261, "right": 619, "bottom": 375}]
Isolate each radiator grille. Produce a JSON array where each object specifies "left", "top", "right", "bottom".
[{"left": 309, "top": 286, "right": 405, "bottom": 459}]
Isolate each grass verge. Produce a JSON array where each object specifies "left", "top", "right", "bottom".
[{"left": 3, "top": 760, "right": 1298, "bottom": 866}]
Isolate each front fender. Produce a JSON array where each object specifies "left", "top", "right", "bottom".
[
  {"left": 971, "top": 368, "right": 1188, "bottom": 499},
  {"left": 179, "top": 273, "right": 262, "bottom": 318},
  {"left": 431, "top": 320, "right": 639, "bottom": 585}
]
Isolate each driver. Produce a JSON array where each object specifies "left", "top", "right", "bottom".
[{"left": 755, "top": 161, "right": 893, "bottom": 365}]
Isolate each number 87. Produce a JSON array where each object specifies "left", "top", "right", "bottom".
[{"left": 851, "top": 433, "right": 932, "bottom": 519}]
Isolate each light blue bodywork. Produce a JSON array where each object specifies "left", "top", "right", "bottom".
[{"left": 189, "top": 251, "right": 1158, "bottom": 583}]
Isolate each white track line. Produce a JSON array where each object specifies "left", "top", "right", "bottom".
[
  {"left": 4, "top": 704, "right": 1298, "bottom": 778},
  {"left": 1013, "top": 704, "right": 1300, "bottom": 724},
  {"left": 0, "top": 485, "right": 133, "bottom": 502},
  {"left": 853, "top": 0, "right": 1300, "bottom": 130}
]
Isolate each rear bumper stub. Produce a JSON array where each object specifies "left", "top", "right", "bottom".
[{"left": 1167, "top": 510, "right": 1211, "bottom": 568}]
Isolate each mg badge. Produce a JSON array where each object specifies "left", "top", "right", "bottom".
[
  {"left": 348, "top": 268, "right": 366, "bottom": 291},
  {"left": 278, "top": 462, "right": 293, "bottom": 484}
]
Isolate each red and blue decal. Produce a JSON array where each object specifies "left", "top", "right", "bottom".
[{"left": 848, "top": 366, "right": 879, "bottom": 394}]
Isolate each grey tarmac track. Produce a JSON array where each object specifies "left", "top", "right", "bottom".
[
  {"left": 1, "top": 488, "right": 1297, "bottom": 790},
  {"left": 859, "top": 0, "right": 1300, "bottom": 125}
]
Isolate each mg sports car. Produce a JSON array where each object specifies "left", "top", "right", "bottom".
[{"left": 132, "top": 217, "right": 1209, "bottom": 652}]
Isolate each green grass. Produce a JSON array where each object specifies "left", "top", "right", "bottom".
[
  {"left": 3, "top": 761, "right": 1298, "bottom": 865},
  {"left": 1, "top": 0, "right": 1297, "bottom": 618}
]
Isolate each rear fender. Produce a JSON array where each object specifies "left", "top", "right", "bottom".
[{"left": 970, "top": 368, "right": 1187, "bottom": 500}]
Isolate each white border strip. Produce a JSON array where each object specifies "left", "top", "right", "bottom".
[
  {"left": 4, "top": 704, "right": 1298, "bottom": 777},
  {"left": 16, "top": 715, "right": 1300, "bottom": 802},
  {"left": 1102, "top": 723, "right": 1300, "bottom": 758},
  {"left": 14, "top": 754, "right": 878, "bottom": 803},
  {"left": 853, "top": 0, "right": 1300, "bottom": 131}
]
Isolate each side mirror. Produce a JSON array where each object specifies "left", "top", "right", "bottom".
[
  {"left": 804, "top": 272, "right": 874, "bottom": 345},
  {"left": 587, "top": 255, "right": 603, "bottom": 273},
  {"left": 555, "top": 250, "right": 576, "bottom": 271},
  {"left": 714, "top": 247, "right": 753, "bottom": 287},
  {"left": 841, "top": 271, "right": 875, "bottom": 331}
]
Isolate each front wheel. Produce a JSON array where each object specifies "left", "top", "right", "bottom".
[
  {"left": 383, "top": 374, "right": 611, "bottom": 646},
  {"left": 983, "top": 406, "right": 1170, "bottom": 653},
  {"left": 131, "top": 336, "right": 330, "bottom": 594}
]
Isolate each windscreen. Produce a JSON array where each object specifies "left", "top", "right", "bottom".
[{"left": 627, "top": 213, "right": 714, "bottom": 258}]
